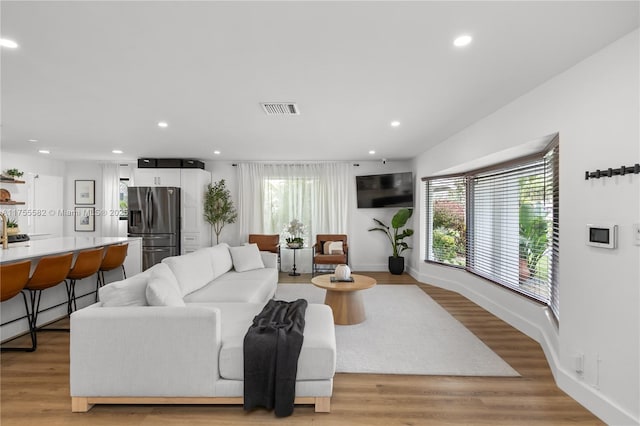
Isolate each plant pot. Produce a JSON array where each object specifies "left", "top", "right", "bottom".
[
  {"left": 388, "top": 256, "right": 405, "bottom": 275},
  {"left": 7, "top": 227, "right": 20, "bottom": 236}
]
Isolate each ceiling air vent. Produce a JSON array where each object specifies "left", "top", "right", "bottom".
[{"left": 260, "top": 102, "right": 300, "bottom": 116}]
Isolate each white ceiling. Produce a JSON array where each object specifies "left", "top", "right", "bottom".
[{"left": 1, "top": 1, "right": 638, "bottom": 163}]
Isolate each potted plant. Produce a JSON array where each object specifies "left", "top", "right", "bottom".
[
  {"left": 284, "top": 219, "right": 305, "bottom": 248},
  {"left": 204, "top": 179, "right": 237, "bottom": 244},
  {"left": 6, "top": 218, "right": 20, "bottom": 236},
  {"left": 368, "top": 208, "right": 414, "bottom": 274}
]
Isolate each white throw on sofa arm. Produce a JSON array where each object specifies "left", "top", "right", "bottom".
[{"left": 70, "top": 305, "right": 221, "bottom": 398}]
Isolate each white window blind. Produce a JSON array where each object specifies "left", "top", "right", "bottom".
[
  {"left": 469, "top": 160, "right": 552, "bottom": 304},
  {"left": 424, "top": 142, "right": 559, "bottom": 321}
]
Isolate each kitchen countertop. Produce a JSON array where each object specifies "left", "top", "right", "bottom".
[{"left": 0, "top": 236, "right": 140, "bottom": 263}]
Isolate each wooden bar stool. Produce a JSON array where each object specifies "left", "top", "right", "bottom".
[
  {"left": 95, "top": 243, "right": 128, "bottom": 301},
  {"left": 24, "top": 252, "right": 73, "bottom": 345},
  {"left": 0, "top": 260, "right": 35, "bottom": 352},
  {"left": 65, "top": 247, "right": 104, "bottom": 314}
]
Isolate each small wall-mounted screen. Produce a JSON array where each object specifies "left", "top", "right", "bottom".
[
  {"left": 589, "top": 228, "right": 610, "bottom": 244},
  {"left": 586, "top": 224, "right": 617, "bottom": 248}
]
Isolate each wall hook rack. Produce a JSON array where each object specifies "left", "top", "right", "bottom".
[{"left": 585, "top": 163, "right": 640, "bottom": 180}]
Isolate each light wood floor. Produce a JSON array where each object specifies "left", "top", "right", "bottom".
[{"left": 0, "top": 272, "right": 603, "bottom": 425}]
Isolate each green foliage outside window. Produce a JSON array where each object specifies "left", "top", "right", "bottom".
[{"left": 432, "top": 200, "right": 466, "bottom": 266}]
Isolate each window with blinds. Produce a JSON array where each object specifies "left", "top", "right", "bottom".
[
  {"left": 424, "top": 141, "right": 559, "bottom": 320},
  {"left": 426, "top": 177, "right": 467, "bottom": 267}
]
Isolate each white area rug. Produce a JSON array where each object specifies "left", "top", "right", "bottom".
[{"left": 275, "top": 284, "right": 519, "bottom": 377}]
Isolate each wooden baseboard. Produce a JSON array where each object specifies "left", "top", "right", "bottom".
[{"left": 71, "top": 396, "right": 330, "bottom": 413}]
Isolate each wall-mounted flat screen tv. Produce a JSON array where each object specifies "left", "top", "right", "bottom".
[{"left": 356, "top": 172, "right": 414, "bottom": 208}]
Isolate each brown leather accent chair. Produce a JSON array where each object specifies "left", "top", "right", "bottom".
[
  {"left": 313, "top": 234, "right": 348, "bottom": 276},
  {"left": 0, "top": 259, "right": 34, "bottom": 351},
  {"left": 248, "top": 234, "right": 281, "bottom": 271}
]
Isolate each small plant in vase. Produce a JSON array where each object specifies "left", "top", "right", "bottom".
[
  {"left": 285, "top": 219, "right": 306, "bottom": 248},
  {"left": 6, "top": 219, "right": 20, "bottom": 236}
]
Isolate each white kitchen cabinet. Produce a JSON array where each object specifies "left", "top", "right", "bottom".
[
  {"left": 180, "top": 169, "right": 211, "bottom": 253},
  {"left": 132, "top": 169, "right": 181, "bottom": 187}
]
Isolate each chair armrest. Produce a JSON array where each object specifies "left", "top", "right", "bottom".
[
  {"left": 260, "top": 251, "right": 278, "bottom": 269},
  {"left": 70, "top": 306, "right": 221, "bottom": 397}
]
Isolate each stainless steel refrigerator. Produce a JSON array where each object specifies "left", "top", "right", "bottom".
[{"left": 128, "top": 187, "right": 180, "bottom": 270}]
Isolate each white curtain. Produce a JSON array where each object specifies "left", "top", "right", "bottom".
[
  {"left": 101, "top": 162, "right": 120, "bottom": 237},
  {"left": 237, "top": 162, "right": 350, "bottom": 243}
]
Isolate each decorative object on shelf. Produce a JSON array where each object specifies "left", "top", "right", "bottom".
[
  {"left": 204, "top": 179, "right": 237, "bottom": 244},
  {"left": 75, "top": 180, "right": 95, "bottom": 205},
  {"left": 334, "top": 264, "right": 351, "bottom": 281},
  {"left": 285, "top": 219, "right": 306, "bottom": 248},
  {"left": 368, "top": 208, "right": 414, "bottom": 275},
  {"left": 4, "top": 168, "right": 24, "bottom": 179},
  {"left": 74, "top": 207, "right": 95, "bottom": 232},
  {"left": 584, "top": 163, "right": 639, "bottom": 180},
  {"left": 0, "top": 188, "right": 10, "bottom": 202}
]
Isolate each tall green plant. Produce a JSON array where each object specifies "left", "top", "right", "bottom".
[
  {"left": 368, "top": 208, "right": 414, "bottom": 257},
  {"left": 204, "top": 179, "right": 237, "bottom": 244}
]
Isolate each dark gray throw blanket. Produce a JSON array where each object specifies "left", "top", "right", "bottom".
[{"left": 243, "top": 298, "right": 307, "bottom": 417}]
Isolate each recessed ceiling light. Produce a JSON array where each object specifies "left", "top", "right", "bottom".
[
  {"left": 0, "top": 38, "right": 18, "bottom": 49},
  {"left": 38, "top": 149, "right": 50, "bottom": 154},
  {"left": 453, "top": 35, "right": 472, "bottom": 47},
  {"left": 369, "top": 150, "right": 376, "bottom": 155},
  {"left": 390, "top": 121, "right": 401, "bottom": 127},
  {"left": 112, "top": 149, "right": 123, "bottom": 154},
  {"left": 158, "top": 121, "right": 168, "bottom": 128},
  {"left": 213, "top": 150, "right": 221, "bottom": 155},
  {"left": 28, "top": 139, "right": 38, "bottom": 143}
]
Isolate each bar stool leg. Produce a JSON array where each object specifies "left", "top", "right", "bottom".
[{"left": 1, "top": 291, "right": 37, "bottom": 352}]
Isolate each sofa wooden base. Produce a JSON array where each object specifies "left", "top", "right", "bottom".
[{"left": 71, "top": 396, "right": 331, "bottom": 413}]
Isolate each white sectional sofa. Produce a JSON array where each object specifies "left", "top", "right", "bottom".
[{"left": 70, "top": 243, "right": 336, "bottom": 414}]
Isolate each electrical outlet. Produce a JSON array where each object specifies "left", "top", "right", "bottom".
[{"left": 633, "top": 223, "right": 640, "bottom": 246}]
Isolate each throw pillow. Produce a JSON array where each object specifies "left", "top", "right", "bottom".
[
  {"left": 98, "top": 271, "right": 151, "bottom": 307},
  {"left": 229, "top": 243, "right": 265, "bottom": 272},
  {"left": 145, "top": 263, "right": 185, "bottom": 307},
  {"left": 323, "top": 241, "right": 344, "bottom": 255}
]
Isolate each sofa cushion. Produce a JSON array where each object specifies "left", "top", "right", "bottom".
[
  {"left": 229, "top": 244, "right": 264, "bottom": 272},
  {"left": 98, "top": 265, "right": 156, "bottom": 306},
  {"left": 145, "top": 263, "right": 186, "bottom": 307},
  {"left": 162, "top": 248, "right": 215, "bottom": 296},
  {"left": 182, "top": 268, "right": 278, "bottom": 303},
  {"left": 218, "top": 303, "right": 336, "bottom": 381},
  {"left": 206, "top": 243, "right": 234, "bottom": 281}
]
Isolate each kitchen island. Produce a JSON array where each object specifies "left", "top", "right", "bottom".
[{"left": 0, "top": 237, "right": 142, "bottom": 343}]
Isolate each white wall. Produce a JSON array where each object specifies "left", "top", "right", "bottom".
[{"left": 412, "top": 29, "right": 639, "bottom": 425}]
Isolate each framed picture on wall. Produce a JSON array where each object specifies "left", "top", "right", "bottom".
[
  {"left": 74, "top": 207, "right": 95, "bottom": 232},
  {"left": 75, "top": 180, "right": 95, "bottom": 205}
]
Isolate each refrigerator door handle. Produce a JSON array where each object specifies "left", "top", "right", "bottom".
[
  {"left": 149, "top": 191, "right": 154, "bottom": 228},
  {"left": 145, "top": 189, "right": 152, "bottom": 229},
  {"left": 144, "top": 248, "right": 169, "bottom": 252}
]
